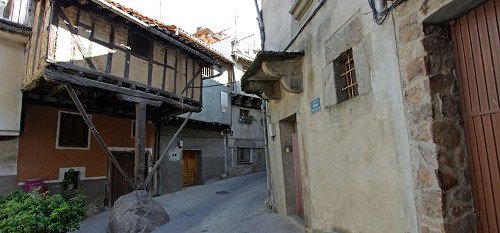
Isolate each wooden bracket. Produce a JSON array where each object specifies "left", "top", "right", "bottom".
[{"left": 117, "top": 94, "right": 162, "bottom": 107}]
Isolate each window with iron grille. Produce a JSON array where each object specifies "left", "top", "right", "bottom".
[
  {"left": 202, "top": 67, "right": 213, "bottom": 77},
  {"left": 334, "top": 49, "right": 358, "bottom": 103}
]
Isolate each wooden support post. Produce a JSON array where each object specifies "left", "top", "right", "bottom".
[
  {"left": 134, "top": 102, "right": 147, "bottom": 189},
  {"left": 117, "top": 94, "right": 161, "bottom": 189},
  {"left": 64, "top": 84, "right": 134, "bottom": 188}
]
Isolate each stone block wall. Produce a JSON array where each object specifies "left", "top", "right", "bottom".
[
  {"left": 227, "top": 148, "right": 266, "bottom": 177},
  {"left": 393, "top": 1, "right": 475, "bottom": 232},
  {"left": 0, "top": 137, "right": 19, "bottom": 196}
]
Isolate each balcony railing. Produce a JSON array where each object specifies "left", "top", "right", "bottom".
[{"left": 0, "top": 0, "right": 32, "bottom": 27}]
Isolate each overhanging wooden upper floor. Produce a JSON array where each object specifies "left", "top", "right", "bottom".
[{"left": 23, "top": 0, "right": 229, "bottom": 116}]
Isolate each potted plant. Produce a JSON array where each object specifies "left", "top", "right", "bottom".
[{"left": 239, "top": 115, "right": 255, "bottom": 124}]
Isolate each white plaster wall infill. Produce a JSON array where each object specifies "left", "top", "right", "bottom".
[{"left": 0, "top": 34, "right": 24, "bottom": 135}]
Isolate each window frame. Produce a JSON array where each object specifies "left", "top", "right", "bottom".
[
  {"left": 237, "top": 148, "right": 253, "bottom": 164},
  {"left": 55, "top": 110, "right": 91, "bottom": 150},
  {"left": 239, "top": 109, "right": 250, "bottom": 117},
  {"left": 131, "top": 120, "right": 136, "bottom": 138}
]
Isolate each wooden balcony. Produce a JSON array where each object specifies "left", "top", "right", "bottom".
[{"left": 23, "top": 0, "right": 222, "bottom": 119}]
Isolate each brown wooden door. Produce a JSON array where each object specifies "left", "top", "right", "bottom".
[
  {"left": 182, "top": 150, "right": 198, "bottom": 187},
  {"left": 292, "top": 133, "right": 304, "bottom": 219},
  {"left": 111, "top": 152, "right": 135, "bottom": 204},
  {"left": 451, "top": 1, "right": 500, "bottom": 232}
]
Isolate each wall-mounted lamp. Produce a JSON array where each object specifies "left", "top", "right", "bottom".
[
  {"left": 178, "top": 140, "right": 183, "bottom": 148},
  {"left": 368, "top": 0, "right": 406, "bottom": 25}
]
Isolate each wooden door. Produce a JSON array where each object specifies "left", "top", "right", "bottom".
[
  {"left": 111, "top": 152, "right": 135, "bottom": 204},
  {"left": 292, "top": 133, "right": 304, "bottom": 219},
  {"left": 451, "top": 1, "right": 500, "bottom": 232},
  {"left": 182, "top": 150, "right": 198, "bottom": 187}
]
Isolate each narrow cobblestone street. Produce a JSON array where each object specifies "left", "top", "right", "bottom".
[{"left": 77, "top": 172, "right": 304, "bottom": 233}]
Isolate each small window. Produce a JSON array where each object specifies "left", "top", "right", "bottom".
[
  {"left": 237, "top": 148, "right": 252, "bottom": 163},
  {"left": 221, "top": 91, "right": 228, "bottom": 113},
  {"left": 202, "top": 67, "right": 213, "bottom": 77},
  {"left": 57, "top": 112, "right": 90, "bottom": 149},
  {"left": 334, "top": 49, "right": 358, "bottom": 103},
  {"left": 240, "top": 109, "right": 249, "bottom": 117},
  {"left": 129, "top": 33, "right": 151, "bottom": 58}
]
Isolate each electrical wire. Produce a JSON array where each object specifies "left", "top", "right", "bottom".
[{"left": 368, "top": 0, "right": 406, "bottom": 25}]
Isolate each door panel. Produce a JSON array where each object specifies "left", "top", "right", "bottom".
[
  {"left": 292, "top": 133, "right": 304, "bottom": 219},
  {"left": 111, "top": 152, "right": 135, "bottom": 204},
  {"left": 182, "top": 150, "right": 198, "bottom": 187},
  {"left": 451, "top": 1, "right": 500, "bottom": 231}
]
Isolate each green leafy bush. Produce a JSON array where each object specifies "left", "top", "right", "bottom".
[{"left": 0, "top": 190, "right": 86, "bottom": 233}]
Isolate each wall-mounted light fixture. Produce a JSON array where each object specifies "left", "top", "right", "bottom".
[
  {"left": 178, "top": 140, "right": 183, "bottom": 148},
  {"left": 368, "top": 0, "right": 406, "bottom": 25}
]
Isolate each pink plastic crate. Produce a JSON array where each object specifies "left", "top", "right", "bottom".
[{"left": 24, "top": 178, "right": 47, "bottom": 193}]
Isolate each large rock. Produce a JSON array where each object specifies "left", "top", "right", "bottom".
[{"left": 108, "top": 190, "right": 170, "bottom": 233}]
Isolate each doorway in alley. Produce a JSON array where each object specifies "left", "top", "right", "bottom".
[
  {"left": 182, "top": 150, "right": 201, "bottom": 187},
  {"left": 279, "top": 115, "right": 304, "bottom": 219},
  {"left": 110, "top": 151, "right": 135, "bottom": 204}
]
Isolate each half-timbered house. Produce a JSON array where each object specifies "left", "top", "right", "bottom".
[{"left": 15, "top": 0, "right": 227, "bottom": 211}]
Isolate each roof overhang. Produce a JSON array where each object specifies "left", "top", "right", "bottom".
[
  {"left": 241, "top": 51, "right": 304, "bottom": 100},
  {"left": 88, "top": 0, "right": 222, "bottom": 68}
]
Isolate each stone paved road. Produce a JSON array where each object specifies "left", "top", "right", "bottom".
[{"left": 77, "top": 172, "right": 304, "bottom": 233}]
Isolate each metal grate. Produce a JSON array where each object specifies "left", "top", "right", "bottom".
[
  {"left": 202, "top": 67, "right": 213, "bottom": 77},
  {"left": 340, "top": 54, "right": 357, "bottom": 99}
]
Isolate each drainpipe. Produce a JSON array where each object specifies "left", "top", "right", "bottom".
[{"left": 254, "top": 0, "right": 265, "bottom": 50}]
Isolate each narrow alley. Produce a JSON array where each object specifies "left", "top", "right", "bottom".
[{"left": 77, "top": 173, "right": 303, "bottom": 233}]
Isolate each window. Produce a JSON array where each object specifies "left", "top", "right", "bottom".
[
  {"left": 129, "top": 33, "right": 151, "bottom": 58},
  {"left": 334, "top": 49, "right": 358, "bottom": 103},
  {"left": 237, "top": 148, "right": 252, "bottom": 163},
  {"left": 0, "top": 0, "right": 32, "bottom": 26},
  {"left": 221, "top": 91, "right": 228, "bottom": 113},
  {"left": 57, "top": 111, "right": 90, "bottom": 149},
  {"left": 240, "top": 109, "right": 249, "bottom": 117},
  {"left": 202, "top": 67, "right": 214, "bottom": 77}
]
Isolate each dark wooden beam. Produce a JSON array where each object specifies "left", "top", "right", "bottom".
[
  {"left": 64, "top": 84, "right": 134, "bottom": 188},
  {"left": 180, "top": 67, "right": 202, "bottom": 96},
  {"left": 147, "top": 42, "right": 154, "bottom": 86},
  {"left": 43, "top": 67, "right": 201, "bottom": 112},
  {"left": 162, "top": 47, "right": 168, "bottom": 90},
  {"left": 42, "top": 84, "right": 65, "bottom": 100},
  {"left": 134, "top": 102, "right": 147, "bottom": 188},
  {"left": 173, "top": 51, "right": 178, "bottom": 94},
  {"left": 191, "top": 61, "right": 195, "bottom": 99},
  {"left": 117, "top": 94, "right": 162, "bottom": 107},
  {"left": 184, "top": 54, "right": 188, "bottom": 97},
  {"left": 105, "top": 23, "right": 115, "bottom": 74}
]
